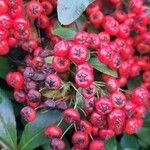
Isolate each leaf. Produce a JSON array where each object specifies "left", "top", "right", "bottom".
[
  {"left": 57, "top": 0, "right": 94, "bottom": 25},
  {"left": 42, "top": 83, "right": 70, "bottom": 99},
  {"left": 0, "top": 56, "right": 15, "bottom": 79},
  {"left": 137, "top": 127, "right": 150, "bottom": 147},
  {"left": 75, "top": 88, "right": 84, "bottom": 107},
  {"left": 121, "top": 133, "right": 140, "bottom": 150},
  {"left": 0, "top": 88, "right": 17, "bottom": 150},
  {"left": 88, "top": 57, "right": 118, "bottom": 77},
  {"left": 44, "top": 56, "right": 54, "bottom": 64},
  {"left": 127, "top": 75, "right": 142, "bottom": 90},
  {"left": 75, "top": 14, "right": 87, "bottom": 31},
  {"left": 19, "top": 110, "right": 62, "bottom": 150},
  {"left": 105, "top": 137, "right": 117, "bottom": 150},
  {"left": 53, "top": 26, "right": 77, "bottom": 40}
]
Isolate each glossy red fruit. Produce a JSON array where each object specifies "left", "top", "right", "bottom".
[
  {"left": 51, "top": 138, "right": 65, "bottom": 150},
  {"left": 89, "top": 140, "right": 105, "bottom": 150},
  {"left": 78, "top": 120, "right": 92, "bottom": 134},
  {"left": 89, "top": 10, "right": 104, "bottom": 28},
  {"left": 142, "top": 71, "right": 150, "bottom": 83},
  {"left": 96, "top": 97, "right": 113, "bottom": 115},
  {"left": 54, "top": 41, "right": 69, "bottom": 57},
  {"left": 114, "top": 10, "right": 127, "bottom": 23},
  {"left": 20, "top": 106, "right": 36, "bottom": 122},
  {"left": 13, "top": 17, "right": 29, "bottom": 32},
  {"left": 103, "top": 17, "right": 119, "bottom": 36},
  {"left": 125, "top": 118, "right": 143, "bottom": 134},
  {"left": 124, "top": 101, "right": 137, "bottom": 118},
  {"left": 0, "top": 0, "right": 8, "bottom": 14},
  {"left": 6, "top": 72, "right": 24, "bottom": 89},
  {"left": 89, "top": 33, "right": 100, "bottom": 49},
  {"left": 119, "top": 61, "right": 130, "bottom": 77},
  {"left": 77, "top": 63, "right": 93, "bottom": 73},
  {"left": 75, "top": 69, "right": 94, "bottom": 88},
  {"left": 90, "top": 111, "right": 107, "bottom": 128},
  {"left": 5, "top": 0, "right": 22, "bottom": 7},
  {"left": 99, "top": 129, "right": 115, "bottom": 140},
  {"left": 98, "top": 32, "right": 110, "bottom": 43},
  {"left": 106, "top": 78, "right": 119, "bottom": 93},
  {"left": 52, "top": 56, "right": 70, "bottom": 72},
  {"left": 41, "top": 1, "right": 53, "bottom": 15},
  {"left": 9, "top": 5, "right": 23, "bottom": 18},
  {"left": 111, "top": 92, "right": 126, "bottom": 108},
  {"left": 0, "top": 29, "right": 8, "bottom": 40},
  {"left": 74, "top": 31, "right": 89, "bottom": 47},
  {"left": 98, "top": 46, "right": 113, "bottom": 65},
  {"left": 118, "top": 24, "right": 130, "bottom": 39},
  {"left": 86, "top": 2, "right": 100, "bottom": 15},
  {"left": 108, "top": 109, "right": 126, "bottom": 135},
  {"left": 69, "top": 44, "right": 88, "bottom": 64},
  {"left": 81, "top": 84, "right": 97, "bottom": 99},
  {"left": 45, "top": 125, "right": 62, "bottom": 138},
  {"left": 37, "top": 14, "right": 49, "bottom": 29},
  {"left": 14, "top": 90, "right": 26, "bottom": 103},
  {"left": 45, "top": 74, "right": 61, "bottom": 90},
  {"left": 83, "top": 97, "right": 95, "bottom": 114},
  {"left": 133, "top": 105, "right": 147, "bottom": 118},
  {"left": 132, "top": 87, "right": 149, "bottom": 106},
  {"left": 26, "top": 1, "right": 43, "bottom": 18},
  {"left": 72, "top": 131, "right": 89, "bottom": 149},
  {"left": 0, "top": 40, "right": 9, "bottom": 55},
  {"left": 129, "top": 0, "right": 143, "bottom": 14},
  {"left": 110, "top": 0, "right": 121, "bottom": 4},
  {"left": 63, "top": 108, "right": 80, "bottom": 124},
  {"left": 0, "top": 15, "right": 12, "bottom": 29},
  {"left": 129, "top": 63, "right": 141, "bottom": 77},
  {"left": 8, "top": 37, "right": 17, "bottom": 47}
]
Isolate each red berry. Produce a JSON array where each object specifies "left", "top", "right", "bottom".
[
  {"left": 132, "top": 87, "right": 149, "bottom": 106},
  {"left": 14, "top": 90, "right": 26, "bottom": 103},
  {"left": 0, "top": 0, "right": 8, "bottom": 14},
  {"left": 51, "top": 138, "right": 65, "bottom": 150},
  {"left": 6, "top": 72, "right": 24, "bottom": 89},
  {"left": 89, "top": 140, "right": 105, "bottom": 150},
  {"left": 90, "top": 111, "right": 107, "bottom": 128},
  {"left": 125, "top": 118, "right": 143, "bottom": 134},
  {"left": 74, "top": 31, "right": 89, "bottom": 47},
  {"left": 63, "top": 108, "right": 80, "bottom": 124},
  {"left": 111, "top": 92, "right": 126, "bottom": 108},
  {"left": 69, "top": 44, "right": 88, "bottom": 64},
  {"left": 26, "top": 1, "right": 43, "bottom": 18},
  {"left": 106, "top": 78, "right": 119, "bottom": 93},
  {"left": 45, "top": 74, "right": 61, "bottom": 90},
  {"left": 133, "top": 105, "right": 147, "bottom": 118},
  {"left": 78, "top": 120, "right": 92, "bottom": 134},
  {"left": 96, "top": 97, "right": 113, "bottom": 115},
  {"left": 9, "top": 5, "right": 23, "bottom": 18},
  {"left": 52, "top": 56, "right": 70, "bottom": 72},
  {"left": 45, "top": 125, "right": 62, "bottom": 138},
  {"left": 108, "top": 109, "right": 126, "bottom": 135},
  {"left": 0, "top": 14, "right": 12, "bottom": 29},
  {"left": 13, "top": 17, "right": 29, "bottom": 32},
  {"left": 81, "top": 84, "right": 97, "bottom": 99},
  {"left": 77, "top": 63, "right": 93, "bottom": 73},
  {"left": 72, "top": 131, "right": 89, "bottom": 149},
  {"left": 99, "top": 129, "right": 115, "bottom": 140},
  {"left": 89, "top": 33, "right": 100, "bottom": 49},
  {"left": 41, "top": 1, "right": 53, "bottom": 15},
  {"left": 20, "top": 106, "right": 36, "bottom": 122},
  {"left": 54, "top": 41, "right": 69, "bottom": 57},
  {"left": 75, "top": 69, "right": 94, "bottom": 88},
  {"left": 5, "top": 0, "right": 22, "bottom": 7},
  {"left": 0, "top": 40, "right": 9, "bottom": 55}
]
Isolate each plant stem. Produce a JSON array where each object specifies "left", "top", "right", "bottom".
[{"left": 61, "top": 124, "right": 73, "bottom": 139}]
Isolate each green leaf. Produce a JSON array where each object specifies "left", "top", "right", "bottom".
[
  {"left": 75, "top": 88, "right": 84, "bottom": 107},
  {"left": 0, "top": 56, "right": 15, "bottom": 79},
  {"left": 88, "top": 57, "right": 118, "bottom": 77},
  {"left": 105, "top": 137, "right": 117, "bottom": 150},
  {"left": 42, "top": 82, "right": 70, "bottom": 99},
  {"left": 57, "top": 0, "right": 94, "bottom": 25},
  {"left": 137, "top": 127, "right": 150, "bottom": 147},
  {"left": 75, "top": 15, "right": 87, "bottom": 31},
  {"left": 19, "top": 110, "right": 62, "bottom": 150},
  {"left": 44, "top": 56, "right": 54, "bottom": 64},
  {"left": 127, "top": 75, "right": 142, "bottom": 90},
  {"left": 121, "top": 133, "right": 140, "bottom": 150},
  {"left": 53, "top": 26, "right": 77, "bottom": 40},
  {"left": 0, "top": 88, "right": 17, "bottom": 150}
]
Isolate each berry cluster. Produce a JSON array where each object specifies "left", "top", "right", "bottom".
[{"left": 1, "top": 0, "right": 150, "bottom": 149}]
